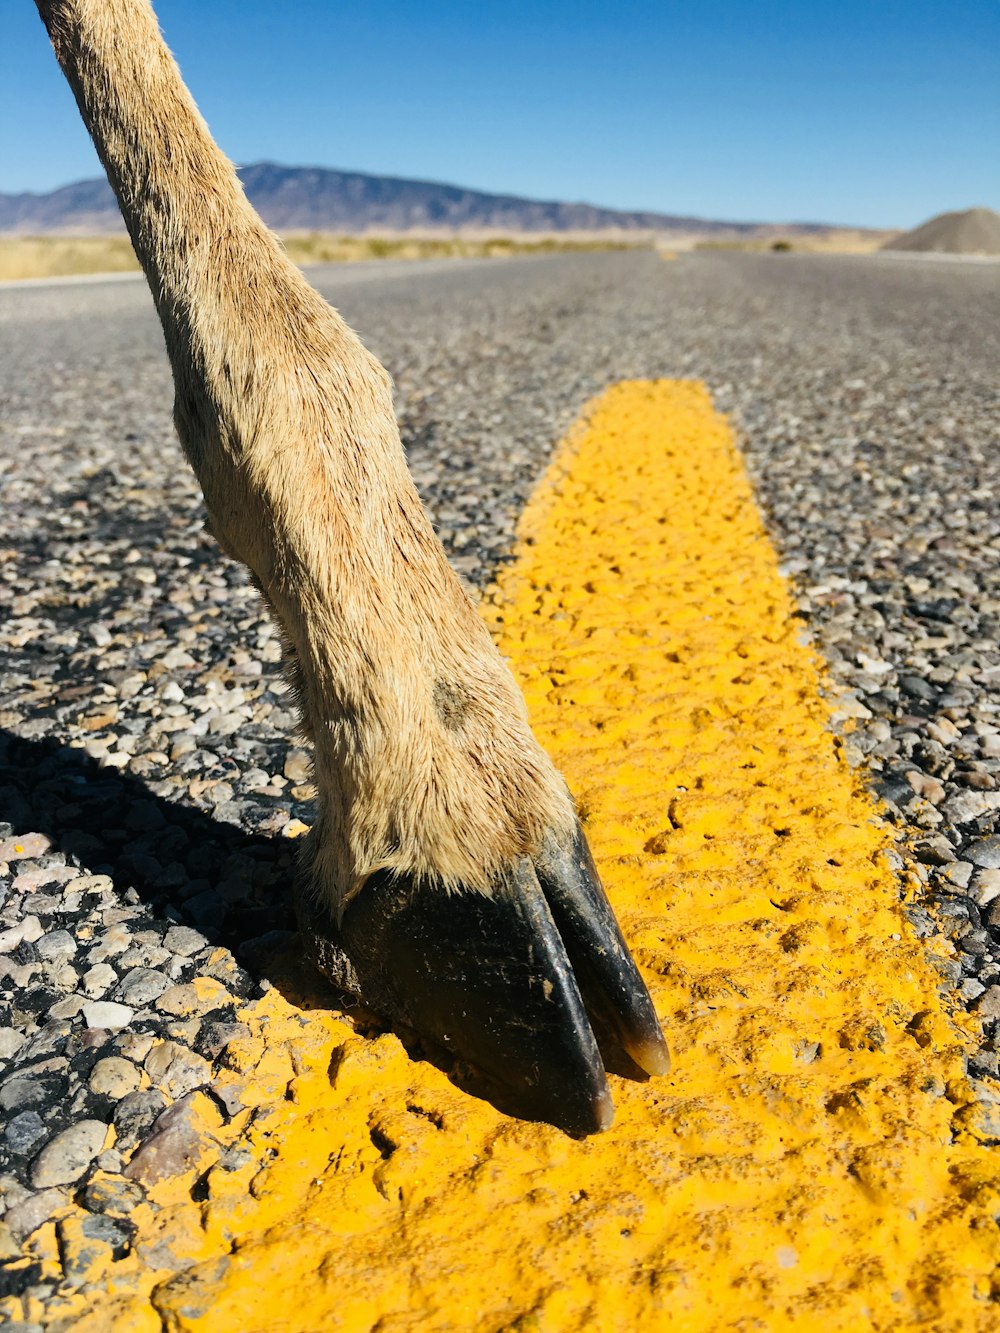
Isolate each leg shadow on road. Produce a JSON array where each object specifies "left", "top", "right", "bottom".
[
  {"left": 0, "top": 726, "right": 351, "bottom": 1013},
  {"left": 0, "top": 728, "right": 548, "bottom": 1126}
]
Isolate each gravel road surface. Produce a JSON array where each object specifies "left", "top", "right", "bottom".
[{"left": 1, "top": 249, "right": 999, "bottom": 1314}]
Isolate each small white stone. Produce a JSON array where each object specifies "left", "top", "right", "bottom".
[
  {"left": 0, "top": 926, "right": 23, "bottom": 955},
  {"left": 943, "top": 791, "right": 1000, "bottom": 825},
  {"left": 283, "top": 748, "right": 312, "bottom": 784},
  {"left": 972, "top": 868, "right": 1000, "bottom": 908},
  {"left": 856, "top": 653, "right": 893, "bottom": 675},
  {"left": 942, "top": 861, "right": 973, "bottom": 889},
  {"left": 161, "top": 647, "right": 196, "bottom": 669},
  {"left": 0, "top": 1028, "right": 26, "bottom": 1059},
  {"left": 82, "top": 963, "right": 118, "bottom": 998},
  {"left": 82, "top": 1001, "right": 135, "bottom": 1030},
  {"left": 830, "top": 695, "right": 873, "bottom": 723},
  {"left": 21, "top": 916, "right": 45, "bottom": 944}
]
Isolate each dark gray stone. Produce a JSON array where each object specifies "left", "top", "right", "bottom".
[
  {"left": 3, "top": 1111, "right": 47, "bottom": 1157},
  {"left": 112, "top": 1089, "right": 169, "bottom": 1151},
  {"left": 115, "top": 967, "right": 169, "bottom": 1007},
  {"left": 967, "top": 837, "right": 1000, "bottom": 869},
  {"left": 82, "top": 1175, "right": 145, "bottom": 1218}
]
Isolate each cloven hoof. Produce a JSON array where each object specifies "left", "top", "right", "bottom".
[{"left": 296, "top": 822, "right": 669, "bottom": 1136}]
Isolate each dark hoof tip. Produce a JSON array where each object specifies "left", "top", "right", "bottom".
[{"left": 294, "top": 820, "right": 668, "bottom": 1136}]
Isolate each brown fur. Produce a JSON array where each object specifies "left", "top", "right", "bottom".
[{"left": 35, "top": 0, "right": 576, "bottom": 916}]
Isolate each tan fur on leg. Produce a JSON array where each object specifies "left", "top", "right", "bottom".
[{"left": 36, "top": 0, "right": 576, "bottom": 917}]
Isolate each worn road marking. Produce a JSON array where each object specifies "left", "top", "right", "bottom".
[{"left": 24, "top": 381, "right": 999, "bottom": 1331}]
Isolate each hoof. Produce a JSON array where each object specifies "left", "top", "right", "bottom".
[{"left": 296, "top": 823, "right": 668, "bottom": 1136}]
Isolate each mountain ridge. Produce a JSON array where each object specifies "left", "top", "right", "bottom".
[{"left": 0, "top": 161, "right": 854, "bottom": 237}]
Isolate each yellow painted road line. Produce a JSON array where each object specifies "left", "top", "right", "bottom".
[{"left": 19, "top": 381, "right": 999, "bottom": 1331}]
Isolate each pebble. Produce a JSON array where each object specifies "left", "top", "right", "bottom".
[
  {"left": 13, "top": 865, "right": 78, "bottom": 893},
  {"left": 82, "top": 1175, "right": 145, "bottom": 1218},
  {"left": 124, "top": 1093, "right": 217, "bottom": 1186},
  {"left": 945, "top": 794, "right": 999, "bottom": 827},
  {"left": 0, "top": 1078, "right": 48, "bottom": 1114},
  {"left": 971, "top": 869, "right": 1000, "bottom": 908},
  {"left": 0, "top": 917, "right": 44, "bottom": 954},
  {"left": 163, "top": 925, "right": 208, "bottom": 957},
  {"left": 82, "top": 964, "right": 119, "bottom": 997},
  {"left": 969, "top": 1079, "right": 1000, "bottom": 1138},
  {"left": 81, "top": 1211, "right": 132, "bottom": 1252},
  {"left": 283, "top": 749, "right": 311, "bottom": 784},
  {"left": 914, "top": 835, "right": 956, "bottom": 866},
  {"left": 86, "top": 928, "right": 133, "bottom": 965},
  {"left": 115, "top": 967, "right": 170, "bottom": 1007},
  {"left": 3, "top": 1187, "right": 69, "bottom": 1242},
  {"left": 74, "top": 875, "right": 115, "bottom": 895},
  {"left": 0, "top": 1027, "right": 26, "bottom": 1059},
  {"left": 941, "top": 861, "right": 973, "bottom": 889},
  {"left": 3, "top": 1112, "right": 48, "bottom": 1156},
  {"left": 0, "top": 834, "right": 50, "bottom": 861},
  {"left": 0, "top": 1175, "right": 30, "bottom": 1209},
  {"left": 81, "top": 1001, "right": 135, "bottom": 1030},
  {"left": 211, "top": 1080, "right": 246, "bottom": 1118},
  {"left": 156, "top": 981, "right": 220, "bottom": 1017},
  {"left": 966, "top": 838, "right": 1000, "bottom": 869},
  {"left": 35, "top": 930, "right": 78, "bottom": 964},
  {"left": 144, "top": 1040, "right": 210, "bottom": 1098},
  {"left": 30, "top": 1120, "right": 107, "bottom": 1188},
  {"left": 907, "top": 771, "right": 945, "bottom": 804},
  {"left": 89, "top": 1056, "right": 141, "bottom": 1099},
  {"left": 197, "top": 1021, "right": 251, "bottom": 1060},
  {"left": 113, "top": 1090, "right": 170, "bottom": 1151},
  {"left": 115, "top": 1032, "right": 156, "bottom": 1063},
  {"left": 56, "top": 1213, "right": 112, "bottom": 1286}
]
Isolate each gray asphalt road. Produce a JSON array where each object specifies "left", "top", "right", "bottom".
[{"left": 1, "top": 249, "right": 999, "bottom": 1299}]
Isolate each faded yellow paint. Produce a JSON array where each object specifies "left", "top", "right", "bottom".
[{"left": 16, "top": 381, "right": 1000, "bottom": 1332}]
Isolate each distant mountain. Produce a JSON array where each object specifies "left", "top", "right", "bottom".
[
  {"left": 0, "top": 176, "right": 124, "bottom": 234},
  {"left": 0, "top": 162, "right": 839, "bottom": 237},
  {"left": 882, "top": 207, "right": 1000, "bottom": 255}
]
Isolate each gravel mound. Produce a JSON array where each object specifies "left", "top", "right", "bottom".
[{"left": 882, "top": 206, "right": 1000, "bottom": 255}]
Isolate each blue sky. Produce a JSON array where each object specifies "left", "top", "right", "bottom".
[{"left": 3, "top": 0, "right": 998, "bottom": 228}]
